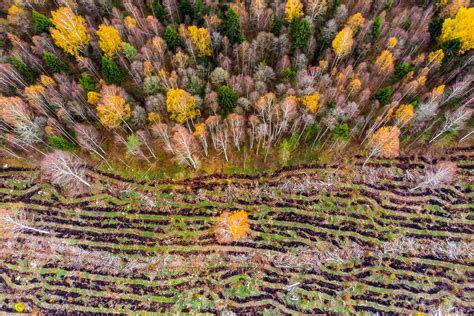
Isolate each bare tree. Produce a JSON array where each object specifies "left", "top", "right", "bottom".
[
  {"left": 410, "top": 161, "right": 457, "bottom": 191},
  {"left": 151, "top": 123, "right": 174, "bottom": 153},
  {"left": 40, "top": 151, "right": 91, "bottom": 189},
  {"left": 172, "top": 125, "right": 200, "bottom": 169},
  {"left": 0, "top": 203, "right": 50, "bottom": 236},
  {"left": 429, "top": 105, "right": 472, "bottom": 143},
  {"left": 74, "top": 123, "right": 111, "bottom": 167},
  {"left": 226, "top": 113, "right": 245, "bottom": 151}
]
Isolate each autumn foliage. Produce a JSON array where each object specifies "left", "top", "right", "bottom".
[
  {"left": 96, "top": 25, "right": 123, "bottom": 57},
  {"left": 166, "top": 89, "right": 200, "bottom": 124},
  {"left": 50, "top": 7, "right": 89, "bottom": 56},
  {"left": 215, "top": 210, "right": 250, "bottom": 243}
]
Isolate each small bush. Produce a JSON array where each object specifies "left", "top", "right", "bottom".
[{"left": 48, "top": 135, "right": 77, "bottom": 151}]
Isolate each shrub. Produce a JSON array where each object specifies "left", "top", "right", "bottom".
[
  {"left": 282, "top": 67, "right": 297, "bottom": 81},
  {"left": 215, "top": 210, "right": 250, "bottom": 243},
  {"left": 123, "top": 42, "right": 138, "bottom": 59},
  {"left": 48, "top": 134, "right": 77, "bottom": 151},
  {"left": 333, "top": 123, "right": 350, "bottom": 141}
]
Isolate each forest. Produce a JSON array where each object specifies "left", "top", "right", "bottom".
[{"left": 0, "top": 0, "right": 473, "bottom": 314}]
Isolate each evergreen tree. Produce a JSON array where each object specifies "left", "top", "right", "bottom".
[
  {"left": 194, "top": 0, "right": 206, "bottom": 26},
  {"left": 48, "top": 134, "right": 77, "bottom": 151},
  {"left": 32, "top": 10, "right": 53, "bottom": 34},
  {"left": 373, "top": 86, "right": 393, "bottom": 106},
  {"left": 43, "top": 52, "right": 67, "bottom": 73},
  {"left": 333, "top": 123, "right": 350, "bottom": 141},
  {"left": 220, "top": 8, "right": 243, "bottom": 44},
  {"left": 292, "top": 19, "right": 311, "bottom": 49},
  {"left": 179, "top": 0, "right": 193, "bottom": 20},
  {"left": 79, "top": 73, "right": 97, "bottom": 93},
  {"left": 165, "top": 26, "right": 182, "bottom": 52},
  {"left": 394, "top": 63, "right": 414, "bottom": 80},
  {"left": 440, "top": 38, "right": 462, "bottom": 62},
  {"left": 152, "top": 0, "right": 166, "bottom": 23},
  {"left": 217, "top": 85, "right": 237, "bottom": 116},
  {"left": 9, "top": 56, "right": 36, "bottom": 84},
  {"left": 371, "top": 15, "right": 382, "bottom": 43},
  {"left": 101, "top": 56, "right": 124, "bottom": 84},
  {"left": 429, "top": 17, "right": 444, "bottom": 43},
  {"left": 272, "top": 17, "right": 284, "bottom": 36}
]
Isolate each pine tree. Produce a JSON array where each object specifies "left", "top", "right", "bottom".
[
  {"left": 373, "top": 86, "right": 392, "bottom": 106},
  {"left": 79, "top": 73, "right": 97, "bottom": 94},
  {"left": 292, "top": 19, "right": 311, "bottom": 49},
  {"left": 218, "top": 85, "right": 238, "bottom": 116},
  {"left": 48, "top": 134, "right": 77, "bottom": 151},
  {"left": 333, "top": 123, "right": 349, "bottom": 141},
  {"left": 32, "top": 10, "right": 53, "bottom": 34},
  {"left": 220, "top": 8, "right": 244, "bottom": 44},
  {"left": 165, "top": 26, "right": 182, "bottom": 52},
  {"left": 394, "top": 63, "right": 414, "bottom": 80},
  {"left": 152, "top": 0, "right": 166, "bottom": 23},
  {"left": 371, "top": 14, "right": 382, "bottom": 44},
  {"left": 101, "top": 56, "right": 124, "bottom": 84},
  {"left": 429, "top": 17, "right": 444, "bottom": 43},
  {"left": 43, "top": 52, "right": 67, "bottom": 73},
  {"left": 9, "top": 56, "right": 37, "bottom": 84},
  {"left": 179, "top": 0, "right": 193, "bottom": 21}
]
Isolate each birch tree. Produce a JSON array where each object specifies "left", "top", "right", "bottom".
[{"left": 40, "top": 151, "right": 91, "bottom": 189}]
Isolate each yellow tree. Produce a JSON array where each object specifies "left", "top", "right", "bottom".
[
  {"left": 215, "top": 210, "right": 250, "bottom": 243},
  {"left": 96, "top": 86, "right": 131, "bottom": 128},
  {"left": 428, "top": 49, "right": 444, "bottom": 67},
  {"left": 374, "top": 50, "right": 395, "bottom": 75},
  {"left": 364, "top": 126, "right": 400, "bottom": 166},
  {"left": 187, "top": 26, "right": 212, "bottom": 58},
  {"left": 285, "top": 0, "right": 304, "bottom": 22},
  {"left": 166, "top": 89, "right": 200, "bottom": 124},
  {"left": 50, "top": 7, "right": 90, "bottom": 56},
  {"left": 96, "top": 24, "right": 123, "bottom": 57},
  {"left": 193, "top": 122, "right": 208, "bottom": 156},
  {"left": 345, "top": 13, "right": 365, "bottom": 32},
  {"left": 7, "top": 5, "right": 26, "bottom": 27},
  {"left": 395, "top": 104, "right": 415, "bottom": 126},
  {"left": 332, "top": 27, "right": 353, "bottom": 57},
  {"left": 439, "top": 7, "right": 474, "bottom": 55},
  {"left": 300, "top": 92, "right": 320, "bottom": 113},
  {"left": 387, "top": 37, "right": 397, "bottom": 49}
]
